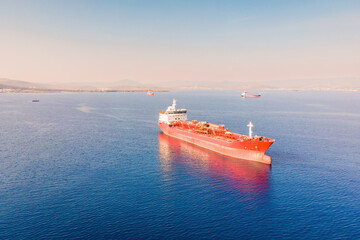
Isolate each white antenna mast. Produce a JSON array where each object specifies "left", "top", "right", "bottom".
[{"left": 247, "top": 122, "right": 254, "bottom": 138}]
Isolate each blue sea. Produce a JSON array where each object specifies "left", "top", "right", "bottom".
[{"left": 1, "top": 90, "right": 359, "bottom": 239}]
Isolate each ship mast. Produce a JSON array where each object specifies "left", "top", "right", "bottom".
[
  {"left": 247, "top": 122, "right": 253, "bottom": 138},
  {"left": 166, "top": 99, "right": 177, "bottom": 112}
]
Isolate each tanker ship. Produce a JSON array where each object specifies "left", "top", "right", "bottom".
[{"left": 158, "top": 99, "right": 275, "bottom": 164}]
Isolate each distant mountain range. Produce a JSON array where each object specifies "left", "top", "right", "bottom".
[
  {"left": 0, "top": 78, "right": 166, "bottom": 92},
  {"left": 1, "top": 77, "right": 359, "bottom": 92},
  {"left": 0, "top": 78, "right": 49, "bottom": 89}
]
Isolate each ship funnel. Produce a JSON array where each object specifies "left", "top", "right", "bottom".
[
  {"left": 247, "top": 122, "right": 254, "bottom": 138},
  {"left": 172, "top": 99, "right": 176, "bottom": 107}
]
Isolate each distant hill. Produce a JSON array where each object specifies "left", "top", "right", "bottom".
[
  {"left": 0, "top": 78, "right": 97, "bottom": 90},
  {"left": 0, "top": 78, "right": 49, "bottom": 89},
  {"left": 1, "top": 77, "right": 358, "bottom": 92},
  {"left": 0, "top": 78, "right": 166, "bottom": 92}
]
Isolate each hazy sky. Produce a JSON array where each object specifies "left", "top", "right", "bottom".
[{"left": 0, "top": 0, "right": 359, "bottom": 86}]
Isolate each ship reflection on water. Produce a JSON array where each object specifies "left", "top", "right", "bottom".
[{"left": 158, "top": 132, "right": 270, "bottom": 195}]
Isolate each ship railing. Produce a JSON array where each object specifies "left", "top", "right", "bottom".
[{"left": 165, "top": 110, "right": 187, "bottom": 114}]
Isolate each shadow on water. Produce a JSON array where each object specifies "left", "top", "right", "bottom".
[{"left": 157, "top": 132, "right": 271, "bottom": 196}]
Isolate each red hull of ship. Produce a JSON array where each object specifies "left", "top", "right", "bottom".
[
  {"left": 245, "top": 95, "right": 261, "bottom": 98},
  {"left": 158, "top": 122, "right": 273, "bottom": 164}
]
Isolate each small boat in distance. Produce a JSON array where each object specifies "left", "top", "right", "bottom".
[
  {"left": 241, "top": 91, "right": 261, "bottom": 98},
  {"left": 147, "top": 91, "right": 154, "bottom": 96},
  {"left": 32, "top": 99, "right": 40, "bottom": 102}
]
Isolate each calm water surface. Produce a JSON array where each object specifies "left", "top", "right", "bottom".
[{"left": 0, "top": 90, "right": 359, "bottom": 239}]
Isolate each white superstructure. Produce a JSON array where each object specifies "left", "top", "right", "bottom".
[{"left": 159, "top": 99, "right": 188, "bottom": 124}]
